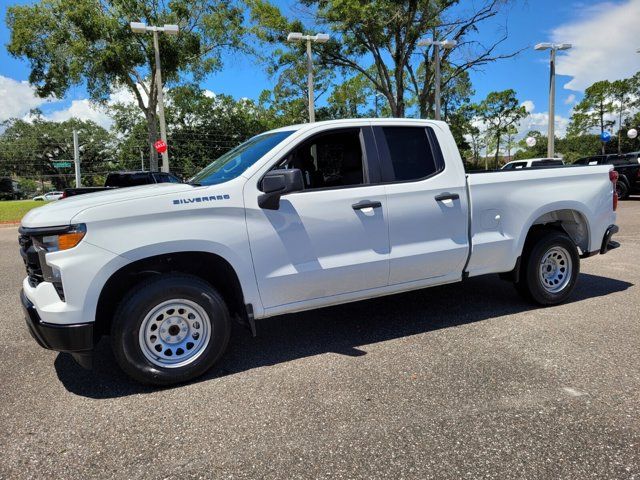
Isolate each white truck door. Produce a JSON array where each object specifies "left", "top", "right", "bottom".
[
  {"left": 244, "top": 126, "right": 390, "bottom": 309},
  {"left": 373, "top": 125, "right": 470, "bottom": 286}
]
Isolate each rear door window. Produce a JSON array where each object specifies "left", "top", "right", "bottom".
[{"left": 374, "top": 126, "right": 443, "bottom": 182}]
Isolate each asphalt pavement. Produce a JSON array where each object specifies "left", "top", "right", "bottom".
[{"left": 0, "top": 201, "right": 639, "bottom": 479}]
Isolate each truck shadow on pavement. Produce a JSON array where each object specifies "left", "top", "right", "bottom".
[{"left": 54, "top": 272, "right": 633, "bottom": 399}]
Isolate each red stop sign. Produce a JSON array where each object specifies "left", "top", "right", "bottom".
[{"left": 154, "top": 140, "right": 168, "bottom": 154}]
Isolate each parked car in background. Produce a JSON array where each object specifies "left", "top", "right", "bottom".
[
  {"left": 33, "top": 191, "right": 63, "bottom": 201},
  {"left": 574, "top": 152, "right": 640, "bottom": 199},
  {"left": 62, "top": 171, "right": 182, "bottom": 198},
  {"left": 501, "top": 158, "right": 565, "bottom": 170},
  {"left": 0, "top": 177, "right": 23, "bottom": 200},
  {"left": 19, "top": 118, "right": 619, "bottom": 386}
]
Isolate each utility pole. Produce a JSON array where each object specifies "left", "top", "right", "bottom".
[
  {"left": 152, "top": 28, "right": 169, "bottom": 173},
  {"left": 130, "top": 22, "right": 179, "bottom": 172},
  {"left": 73, "top": 130, "right": 81, "bottom": 187},
  {"left": 535, "top": 42, "right": 572, "bottom": 158},
  {"left": 287, "top": 32, "right": 330, "bottom": 123}
]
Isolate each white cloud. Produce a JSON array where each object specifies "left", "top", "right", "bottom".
[
  {"left": 552, "top": 0, "right": 640, "bottom": 91},
  {"left": 564, "top": 94, "right": 576, "bottom": 105},
  {"left": 522, "top": 100, "right": 535, "bottom": 113},
  {"left": 518, "top": 112, "right": 570, "bottom": 139},
  {"left": 0, "top": 75, "right": 52, "bottom": 122},
  {"left": 47, "top": 99, "right": 113, "bottom": 128}
]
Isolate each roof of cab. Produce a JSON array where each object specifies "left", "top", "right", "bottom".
[{"left": 267, "top": 117, "right": 449, "bottom": 134}]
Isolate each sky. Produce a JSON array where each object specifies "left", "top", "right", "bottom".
[{"left": 0, "top": 0, "right": 639, "bottom": 138}]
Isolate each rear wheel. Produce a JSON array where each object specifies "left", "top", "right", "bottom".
[
  {"left": 514, "top": 230, "right": 580, "bottom": 305},
  {"left": 111, "top": 274, "right": 231, "bottom": 386},
  {"left": 616, "top": 179, "right": 630, "bottom": 200}
]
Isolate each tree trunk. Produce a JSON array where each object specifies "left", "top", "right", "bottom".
[
  {"left": 599, "top": 101, "right": 605, "bottom": 155},
  {"left": 494, "top": 133, "right": 501, "bottom": 169}
]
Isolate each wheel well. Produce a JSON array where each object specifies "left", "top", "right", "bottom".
[
  {"left": 529, "top": 209, "right": 589, "bottom": 254},
  {"left": 501, "top": 209, "right": 589, "bottom": 284},
  {"left": 94, "top": 252, "right": 245, "bottom": 338}
]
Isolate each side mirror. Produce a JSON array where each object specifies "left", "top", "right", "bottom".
[{"left": 258, "top": 168, "right": 305, "bottom": 210}]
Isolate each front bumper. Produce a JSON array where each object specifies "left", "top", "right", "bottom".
[{"left": 21, "top": 289, "right": 94, "bottom": 368}]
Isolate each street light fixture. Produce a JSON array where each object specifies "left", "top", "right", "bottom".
[
  {"left": 287, "top": 32, "right": 330, "bottom": 123},
  {"left": 418, "top": 38, "right": 457, "bottom": 121},
  {"left": 130, "top": 21, "right": 179, "bottom": 173},
  {"left": 535, "top": 42, "right": 572, "bottom": 158}
]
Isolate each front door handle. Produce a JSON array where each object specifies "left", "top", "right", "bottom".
[
  {"left": 352, "top": 200, "right": 382, "bottom": 210},
  {"left": 435, "top": 193, "right": 460, "bottom": 202}
]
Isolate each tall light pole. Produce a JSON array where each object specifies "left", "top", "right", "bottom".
[
  {"left": 535, "top": 42, "right": 572, "bottom": 158},
  {"left": 418, "top": 38, "right": 457, "bottom": 121},
  {"left": 287, "top": 32, "right": 330, "bottom": 123},
  {"left": 130, "top": 22, "right": 179, "bottom": 172}
]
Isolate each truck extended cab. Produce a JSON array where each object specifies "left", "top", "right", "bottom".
[{"left": 19, "top": 119, "right": 620, "bottom": 386}]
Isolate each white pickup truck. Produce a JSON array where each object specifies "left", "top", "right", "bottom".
[{"left": 19, "top": 119, "right": 620, "bottom": 385}]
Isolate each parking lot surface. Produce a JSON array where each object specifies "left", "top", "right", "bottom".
[{"left": 0, "top": 201, "right": 639, "bottom": 479}]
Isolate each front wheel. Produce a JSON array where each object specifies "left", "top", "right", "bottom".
[
  {"left": 111, "top": 274, "right": 231, "bottom": 386},
  {"left": 514, "top": 230, "right": 580, "bottom": 305}
]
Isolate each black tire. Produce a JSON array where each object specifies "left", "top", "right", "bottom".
[
  {"left": 616, "top": 179, "right": 630, "bottom": 200},
  {"left": 111, "top": 274, "right": 231, "bottom": 386},
  {"left": 514, "top": 230, "right": 580, "bottom": 305}
]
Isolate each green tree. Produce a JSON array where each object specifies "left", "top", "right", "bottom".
[
  {"left": 7, "top": 0, "right": 245, "bottom": 171},
  {"left": 110, "top": 85, "right": 271, "bottom": 178},
  {"left": 610, "top": 75, "right": 638, "bottom": 153},
  {"left": 504, "top": 124, "right": 518, "bottom": 160},
  {"left": 326, "top": 74, "right": 374, "bottom": 118},
  {"left": 514, "top": 131, "right": 546, "bottom": 160},
  {"left": 474, "top": 89, "right": 527, "bottom": 168},
  {"left": 0, "top": 114, "right": 114, "bottom": 188},
  {"left": 248, "top": 0, "right": 519, "bottom": 118},
  {"left": 568, "top": 80, "right": 615, "bottom": 154}
]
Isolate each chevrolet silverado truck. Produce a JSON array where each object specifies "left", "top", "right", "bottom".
[{"left": 19, "top": 119, "right": 620, "bottom": 386}]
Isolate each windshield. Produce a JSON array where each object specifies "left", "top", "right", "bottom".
[{"left": 190, "top": 130, "right": 295, "bottom": 186}]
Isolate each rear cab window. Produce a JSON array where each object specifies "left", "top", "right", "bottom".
[
  {"left": 531, "top": 160, "right": 564, "bottom": 167},
  {"left": 505, "top": 161, "right": 527, "bottom": 170}
]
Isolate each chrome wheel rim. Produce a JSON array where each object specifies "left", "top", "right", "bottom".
[
  {"left": 538, "top": 246, "right": 572, "bottom": 293},
  {"left": 139, "top": 299, "right": 211, "bottom": 368}
]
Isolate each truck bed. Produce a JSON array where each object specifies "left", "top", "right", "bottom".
[{"left": 465, "top": 164, "right": 615, "bottom": 277}]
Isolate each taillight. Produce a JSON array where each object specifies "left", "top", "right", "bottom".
[{"left": 610, "top": 170, "right": 618, "bottom": 211}]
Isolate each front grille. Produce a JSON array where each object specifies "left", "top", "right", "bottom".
[
  {"left": 18, "top": 233, "right": 65, "bottom": 300},
  {"left": 19, "top": 234, "right": 43, "bottom": 288}
]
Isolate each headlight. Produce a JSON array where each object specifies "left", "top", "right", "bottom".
[{"left": 36, "top": 224, "right": 87, "bottom": 252}]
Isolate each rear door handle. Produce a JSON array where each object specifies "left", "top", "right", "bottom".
[
  {"left": 435, "top": 193, "right": 460, "bottom": 202},
  {"left": 352, "top": 200, "right": 382, "bottom": 210}
]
